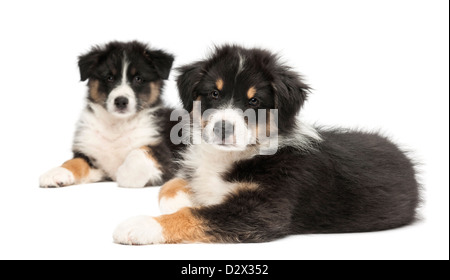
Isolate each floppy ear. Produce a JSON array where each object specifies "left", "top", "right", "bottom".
[
  {"left": 176, "top": 62, "right": 205, "bottom": 112},
  {"left": 272, "top": 67, "right": 310, "bottom": 118},
  {"left": 144, "top": 49, "right": 175, "bottom": 80},
  {"left": 78, "top": 47, "right": 103, "bottom": 82}
]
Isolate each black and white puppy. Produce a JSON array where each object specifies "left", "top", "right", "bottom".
[
  {"left": 40, "top": 41, "right": 177, "bottom": 188},
  {"left": 113, "top": 45, "right": 420, "bottom": 244}
]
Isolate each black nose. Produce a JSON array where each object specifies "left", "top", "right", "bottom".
[
  {"left": 114, "top": 97, "right": 129, "bottom": 110},
  {"left": 213, "top": 120, "right": 234, "bottom": 141}
]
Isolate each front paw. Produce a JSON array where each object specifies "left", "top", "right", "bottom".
[
  {"left": 39, "top": 167, "right": 75, "bottom": 188},
  {"left": 113, "top": 216, "right": 165, "bottom": 245},
  {"left": 116, "top": 149, "right": 162, "bottom": 188}
]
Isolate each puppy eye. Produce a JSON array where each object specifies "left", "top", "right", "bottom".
[
  {"left": 134, "top": 76, "right": 143, "bottom": 83},
  {"left": 106, "top": 76, "right": 115, "bottom": 82},
  {"left": 210, "top": 90, "right": 220, "bottom": 99},
  {"left": 248, "top": 98, "right": 260, "bottom": 106}
]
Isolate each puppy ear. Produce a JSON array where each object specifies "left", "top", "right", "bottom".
[
  {"left": 144, "top": 49, "right": 174, "bottom": 80},
  {"left": 273, "top": 68, "right": 310, "bottom": 118},
  {"left": 176, "top": 62, "right": 205, "bottom": 112},
  {"left": 78, "top": 47, "right": 103, "bottom": 82}
]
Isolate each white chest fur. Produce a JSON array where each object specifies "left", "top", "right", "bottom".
[
  {"left": 72, "top": 104, "right": 161, "bottom": 180},
  {"left": 181, "top": 145, "right": 257, "bottom": 206}
]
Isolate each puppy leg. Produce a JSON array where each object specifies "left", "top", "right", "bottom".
[
  {"left": 113, "top": 190, "right": 290, "bottom": 245},
  {"left": 113, "top": 207, "right": 210, "bottom": 245},
  {"left": 116, "top": 146, "right": 163, "bottom": 188},
  {"left": 159, "top": 178, "right": 193, "bottom": 214},
  {"left": 40, "top": 157, "right": 103, "bottom": 188}
]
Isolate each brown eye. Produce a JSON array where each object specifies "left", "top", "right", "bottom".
[
  {"left": 134, "top": 76, "right": 143, "bottom": 83},
  {"left": 107, "top": 76, "right": 115, "bottom": 82},
  {"left": 248, "top": 97, "right": 259, "bottom": 106},
  {"left": 210, "top": 90, "right": 220, "bottom": 99}
]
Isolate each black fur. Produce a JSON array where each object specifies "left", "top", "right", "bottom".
[
  {"left": 216, "top": 130, "right": 419, "bottom": 239},
  {"left": 177, "top": 62, "right": 205, "bottom": 113},
  {"left": 79, "top": 41, "right": 174, "bottom": 82},
  {"left": 177, "top": 45, "right": 420, "bottom": 242},
  {"left": 146, "top": 107, "right": 186, "bottom": 182}
]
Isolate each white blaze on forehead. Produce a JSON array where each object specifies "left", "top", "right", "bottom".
[
  {"left": 121, "top": 59, "right": 129, "bottom": 85},
  {"left": 106, "top": 58, "right": 137, "bottom": 117}
]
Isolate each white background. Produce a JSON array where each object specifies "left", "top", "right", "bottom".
[{"left": 0, "top": 0, "right": 448, "bottom": 260}]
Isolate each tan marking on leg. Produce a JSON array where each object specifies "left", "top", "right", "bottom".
[
  {"left": 155, "top": 207, "right": 211, "bottom": 243},
  {"left": 148, "top": 81, "right": 161, "bottom": 105},
  {"left": 247, "top": 86, "right": 257, "bottom": 99},
  {"left": 216, "top": 78, "right": 224, "bottom": 91},
  {"left": 61, "top": 158, "right": 90, "bottom": 182},
  {"left": 140, "top": 146, "right": 161, "bottom": 169},
  {"left": 159, "top": 178, "right": 190, "bottom": 200}
]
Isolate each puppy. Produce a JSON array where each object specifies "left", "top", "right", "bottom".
[
  {"left": 40, "top": 41, "right": 177, "bottom": 188},
  {"left": 113, "top": 45, "right": 420, "bottom": 244}
]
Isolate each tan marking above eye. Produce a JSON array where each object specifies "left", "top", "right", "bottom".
[
  {"left": 247, "top": 86, "right": 257, "bottom": 99},
  {"left": 216, "top": 79, "right": 224, "bottom": 91}
]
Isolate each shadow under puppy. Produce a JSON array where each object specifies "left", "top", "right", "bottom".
[
  {"left": 40, "top": 41, "right": 178, "bottom": 188},
  {"left": 113, "top": 45, "right": 420, "bottom": 244}
]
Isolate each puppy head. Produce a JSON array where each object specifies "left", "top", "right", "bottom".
[
  {"left": 78, "top": 41, "right": 174, "bottom": 118},
  {"left": 176, "top": 45, "right": 310, "bottom": 151}
]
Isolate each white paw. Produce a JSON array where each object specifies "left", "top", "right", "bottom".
[
  {"left": 116, "top": 149, "right": 163, "bottom": 188},
  {"left": 160, "top": 191, "right": 193, "bottom": 215},
  {"left": 39, "top": 167, "right": 75, "bottom": 188},
  {"left": 113, "top": 216, "right": 165, "bottom": 245}
]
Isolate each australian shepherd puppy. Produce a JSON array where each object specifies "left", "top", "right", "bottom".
[
  {"left": 113, "top": 45, "right": 420, "bottom": 245},
  {"left": 40, "top": 41, "right": 177, "bottom": 188}
]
